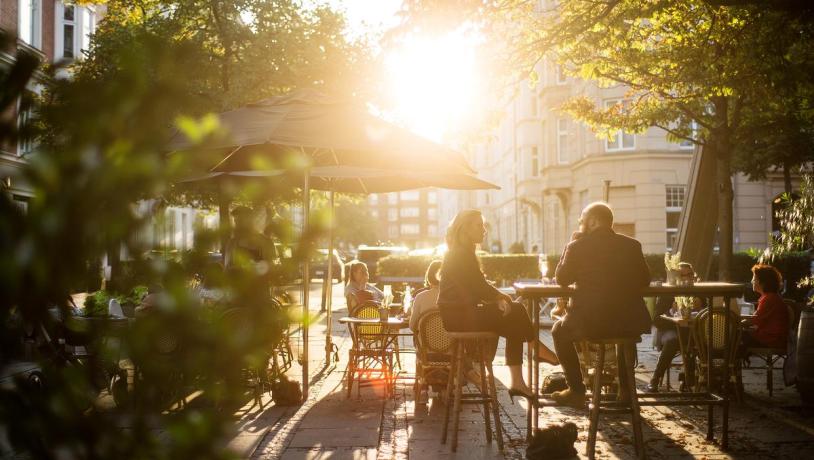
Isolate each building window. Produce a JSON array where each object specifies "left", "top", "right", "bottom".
[
  {"left": 557, "top": 118, "right": 569, "bottom": 164},
  {"left": 427, "top": 208, "right": 437, "bottom": 220},
  {"left": 400, "top": 207, "right": 420, "bottom": 218},
  {"left": 19, "top": 0, "right": 42, "bottom": 49},
  {"left": 17, "top": 95, "right": 36, "bottom": 157},
  {"left": 388, "top": 224, "right": 399, "bottom": 238},
  {"left": 427, "top": 191, "right": 437, "bottom": 204},
  {"left": 665, "top": 185, "right": 686, "bottom": 251},
  {"left": 387, "top": 193, "right": 397, "bottom": 205},
  {"left": 400, "top": 224, "right": 420, "bottom": 235},
  {"left": 604, "top": 99, "right": 635, "bottom": 151},
  {"left": 679, "top": 120, "right": 699, "bottom": 149},
  {"left": 370, "top": 209, "right": 379, "bottom": 219},
  {"left": 428, "top": 224, "right": 438, "bottom": 237},
  {"left": 167, "top": 210, "right": 177, "bottom": 249},
  {"left": 556, "top": 64, "right": 567, "bottom": 85},
  {"left": 62, "top": 4, "right": 76, "bottom": 58},
  {"left": 368, "top": 194, "right": 378, "bottom": 205},
  {"left": 388, "top": 209, "right": 397, "bottom": 222},
  {"left": 531, "top": 146, "right": 539, "bottom": 177},
  {"left": 181, "top": 213, "right": 188, "bottom": 250},
  {"left": 81, "top": 6, "right": 95, "bottom": 54},
  {"left": 400, "top": 190, "right": 420, "bottom": 201}
]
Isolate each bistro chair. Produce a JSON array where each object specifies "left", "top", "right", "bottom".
[
  {"left": 414, "top": 310, "right": 453, "bottom": 403},
  {"left": 585, "top": 337, "right": 645, "bottom": 460},
  {"left": 692, "top": 307, "right": 742, "bottom": 399},
  {"left": 346, "top": 303, "right": 395, "bottom": 398},
  {"left": 744, "top": 301, "right": 797, "bottom": 396}
]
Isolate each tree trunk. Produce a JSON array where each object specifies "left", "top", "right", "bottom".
[{"left": 715, "top": 151, "right": 734, "bottom": 282}]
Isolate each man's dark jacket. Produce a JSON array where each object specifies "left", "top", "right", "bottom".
[{"left": 555, "top": 227, "right": 651, "bottom": 338}]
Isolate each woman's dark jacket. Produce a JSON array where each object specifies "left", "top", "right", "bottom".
[{"left": 437, "top": 246, "right": 502, "bottom": 331}]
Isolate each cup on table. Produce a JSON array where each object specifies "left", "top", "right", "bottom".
[{"left": 378, "top": 306, "right": 389, "bottom": 322}]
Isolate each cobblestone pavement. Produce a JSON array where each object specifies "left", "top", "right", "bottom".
[{"left": 239, "top": 286, "right": 814, "bottom": 459}]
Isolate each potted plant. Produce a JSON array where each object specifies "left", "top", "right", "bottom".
[{"left": 664, "top": 252, "right": 682, "bottom": 285}]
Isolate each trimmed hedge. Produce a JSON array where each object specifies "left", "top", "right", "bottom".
[
  {"left": 378, "top": 253, "right": 543, "bottom": 286},
  {"left": 378, "top": 251, "right": 811, "bottom": 299}
]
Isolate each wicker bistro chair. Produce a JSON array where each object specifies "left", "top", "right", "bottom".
[
  {"left": 692, "top": 307, "right": 742, "bottom": 399},
  {"left": 744, "top": 302, "right": 797, "bottom": 396},
  {"left": 414, "top": 310, "right": 453, "bottom": 403},
  {"left": 346, "top": 303, "right": 396, "bottom": 398}
]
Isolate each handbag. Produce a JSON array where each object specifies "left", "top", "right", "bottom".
[{"left": 526, "top": 422, "right": 578, "bottom": 459}]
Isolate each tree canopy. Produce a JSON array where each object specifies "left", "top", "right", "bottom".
[{"left": 400, "top": 0, "right": 814, "bottom": 279}]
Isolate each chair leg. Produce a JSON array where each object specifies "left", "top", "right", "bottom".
[
  {"left": 485, "top": 355, "right": 504, "bottom": 452},
  {"left": 477, "top": 340, "right": 493, "bottom": 444},
  {"left": 767, "top": 354, "right": 773, "bottom": 397},
  {"left": 451, "top": 341, "right": 465, "bottom": 452},
  {"left": 587, "top": 346, "right": 605, "bottom": 459},
  {"left": 624, "top": 344, "right": 645, "bottom": 459},
  {"left": 346, "top": 353, "right": 355, "bottom": 399},
  {"left": 441, "top": 340, "right": 458, "bottom": 445}
]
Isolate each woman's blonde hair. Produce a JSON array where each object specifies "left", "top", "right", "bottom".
[
  {"left": 424, "top": 260, "right": 442, "bottom": 287},
  {"left": 344, "top": 260, "right": 368, "bottom": 286},
  {"left": 445, "top": 209, "right": 483, "bottom": 249}
]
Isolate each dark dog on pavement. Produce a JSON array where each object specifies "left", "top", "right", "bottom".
[{"left": 526, "top": 422, "right": 578, "bottom": 460}]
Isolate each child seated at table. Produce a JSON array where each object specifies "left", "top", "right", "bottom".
[{"left": 345, "top": 260, "right": 385, "bottom": 310}]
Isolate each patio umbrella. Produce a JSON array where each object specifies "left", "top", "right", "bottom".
[
  {"left": 170, "top": 89, "right": 490, "bottom": 398},
  {"left": 177, "top": 168, "right": 499, "bottom": 367}
]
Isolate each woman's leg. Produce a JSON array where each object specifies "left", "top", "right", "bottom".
[{"left": 651, "top": 330, "right": 679, "bottom": 387}]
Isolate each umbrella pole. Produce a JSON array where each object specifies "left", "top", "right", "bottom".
[
  {"left": 301, "top": 172, "right": 310, "bottom": 400},
  {"left": 218, "top": 191, "right": 231, "bottom": 255},
  {"left": 325, "top": 188, "right": 335, "bottom": 365}
]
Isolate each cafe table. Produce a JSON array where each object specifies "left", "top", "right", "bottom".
[{"left": 514, "top": 281, "right": 745, "bottom": 449}]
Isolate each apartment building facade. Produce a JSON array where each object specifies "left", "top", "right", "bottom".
[
  {"left": 367, "top": 189, "right": 440, "bottom": 249},
  {"left": 440, "top": 59, "right": 793, "bottom": 256},
  {"left": 1, "top": 1, "right": 211, "bottom": 257}
]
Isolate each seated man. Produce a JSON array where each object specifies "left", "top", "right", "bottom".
[{"left": 551, "top": 202, "right": 651, "bottom": 407}]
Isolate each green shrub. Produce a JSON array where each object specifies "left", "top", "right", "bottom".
[
  {"left": 480, "top": 254, "right": 540, "bottom": 285},
  {"left": 376, "top": 255, "right": 435, "bottom": 279},
  {"left": 377, "top": 253, "right": 542, "bottom": 286}
]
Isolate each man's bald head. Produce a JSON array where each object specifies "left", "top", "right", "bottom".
[{"left": 580, "top": 202, "right": 614, "bottom": 231}]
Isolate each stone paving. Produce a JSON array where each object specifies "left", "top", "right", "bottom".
[{"left": 232, "top": 285, "right": 814, "bottom": 459}]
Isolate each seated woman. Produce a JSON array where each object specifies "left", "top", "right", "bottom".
[
  {"left": 437, "top": 209, "right": 559, "bottom": 406},
  {"left": 344, "top": 260, "right": 385, "bottom": 310},
  {"left": 647, "top": 262, "right": 701, "bottom": 392},
  {"left": 409, "top": 260, "right": 442, "bottom": 333},
  {"left": 742, "top": 264, "right": 789, "bottom": 350}
]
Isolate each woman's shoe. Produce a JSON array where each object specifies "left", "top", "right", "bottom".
[
  {"left": 508, "top": 387, "right": 540, "bottom": 408},
  {"left": 537, "top": 343, "right": 560, "bottom": 366}
]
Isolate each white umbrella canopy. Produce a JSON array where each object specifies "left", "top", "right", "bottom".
[
  {"left": 170, "top": 88, "right": 475, "bottom": 175},
  {"left": 179, "top": 167, "right": 499, "bottom": 194}
]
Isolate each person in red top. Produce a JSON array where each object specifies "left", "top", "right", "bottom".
[{"left": 741, "top": 264, "right": 789, "bottom": 349}]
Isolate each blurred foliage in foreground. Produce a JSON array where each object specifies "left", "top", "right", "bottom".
[{"left": 0, "top": 21, "right": 317, "bottom": 457}]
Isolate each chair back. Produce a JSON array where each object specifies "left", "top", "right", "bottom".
[
  {"left": 351, "top": 303, "right": 383, "bottom": 341},
  {"left": 693, "top": 307, "right": 741, "bottom": 365},
  {"left": 417, "top": 310, "right": 453, "bottom": 356}
]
